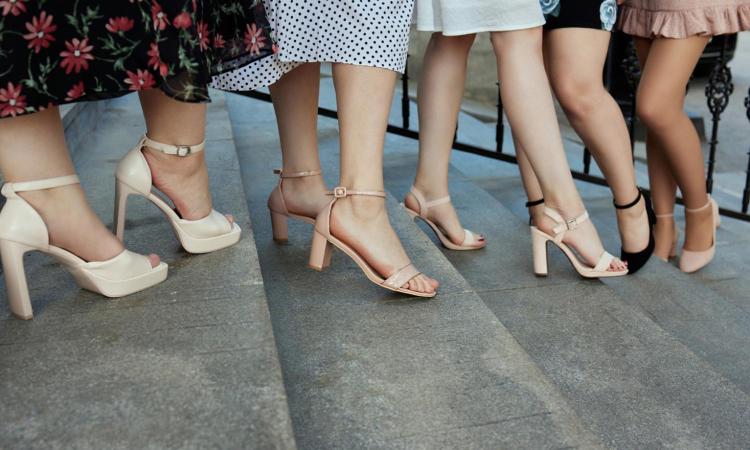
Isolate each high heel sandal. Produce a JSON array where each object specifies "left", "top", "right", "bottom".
[
  {"left": 114, "top": 135, "right": 241, "bottom": 254},
  {"left": 402, "top": 186, "right": 485, "bottom": 251},
  {"left": 679, "top": 196, "right": 718, "bottom": 274},
  {"left": 614, "top": 189, "right": 655, "bottom": 275},
  {"left": 267, "top": 168, "right": 321, "bottom": 242},
  {"left": 654, "top": 213, "right": 679, "bottom": 262},
  {"left": 531, "top": 207, "right": 628, "bottom": 278},
  {"left": 0, "top": 176, "right": 168, "bottom": 319},
  {"left": 309, "top": 187, "right": 436, "bottom": 298}
]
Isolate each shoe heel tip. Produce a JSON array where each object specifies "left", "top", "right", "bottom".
[{"left": 308, "top": 264, "right": 324, "bottom": 272}]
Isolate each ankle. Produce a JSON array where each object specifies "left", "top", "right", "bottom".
[
  {"left": 412, "top": 179, "right": 449, "bottom": 200},
  {"left": 143, "top": 147, "right": 204, "bottom": 176},
  {"left": 336, "top": 196, "right": 388, "bottom": 222}
]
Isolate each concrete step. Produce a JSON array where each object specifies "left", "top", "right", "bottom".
[
  {"left": 0, "top": 93, "right": 295, "bottom": 449},
  {"left": 411, "top": 148, "right": 750, "bottom": 448},
  {"left": 227, "top": 92, "right": 604, "bottom": 449}
]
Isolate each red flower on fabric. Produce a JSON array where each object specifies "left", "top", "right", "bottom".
[
  {"left": 23, "top": 11, "right": 57, "bottom": 53},
  {"left": 0, "top": 82, "right": 26, "bottom": 117},
  {"left": 60, "top": 37, "right": 94, "bottom": 74},
  {"left": 0, "top": 0, "right": 27, "bottom": 16},
  {"left": 124, "top": 69, "right": 156, "bottom": 91},
  {"left": 213, "top": 33, "right": 225, "bottom": 49},
  {"left": 65, "top": 81, "right": 86, "bottom": 101},
  {"left": 172, "top": 11, "right": 192, "bottom": 29},
  {"left": 106, "top": 17, "right": 135, "bottom": 33},
  {"left": 147, "top": 43, "right": 169, "bottom": 77},
  {"left": 151, "top": 1, "right": 168, "bottom": 31},
  {"left": 197, "top": 21, "right": 209, "bottom": 50},
  {"left": 243, "top": 23, "right": 266, "bottom": 56}
]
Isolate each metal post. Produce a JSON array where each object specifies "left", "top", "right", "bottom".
[
  {"left": 583, "top": 149, "right": 592, "bottom": 174},
  {"left": 401, "top": 54, "right": 410, "bottom": 130},
  {"left": 496, "top": 81, "right": 504, "bottom": 153},
  {"left": 743, "top": 87, "right": 750, "bottom": 213},
  {"left": 620, "top": 40, "right": 641, "bottom": 159},
  {"left": 704, "top": 36, "right": 734, "bottom": 194}
]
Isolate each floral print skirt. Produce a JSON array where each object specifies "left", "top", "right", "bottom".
[
  {"left": 542, "top": 0, "right": 619, "bottom": 32},
  {"left": 0, "top": 0, "right": 275, "bottom": 119}
]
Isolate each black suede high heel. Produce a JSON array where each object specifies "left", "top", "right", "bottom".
[{"left": 614, "top": 189, "right": 655, "bottom": 275}]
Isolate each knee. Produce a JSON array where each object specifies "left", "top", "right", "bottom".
[
  {"left": 553, "top": 79, "right": 606, "bottom": 122},
  {"left": 636, "top": 92, "right": 677, "bottom": 130}
]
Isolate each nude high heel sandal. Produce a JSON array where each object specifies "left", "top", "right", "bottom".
[
  {"left": 402, "top": 186, "right": 485, "bottom": 251},
  {"left": 114, "top": 135, "right": 241, "bottom": 254},
  {"left": 267, "top": 168, "right": 321, "bottom": 242},
  {"left": 309, "top": 187, "right": 436, "bottom": 298},
  {"left": 0, "top": 176, "right": 168, "bottom": 319},
  {"left": 531, "top": 207, "right": 628, "bottom": 278},
  {"left": 679, "top": 196, "right": 718, "bottom": 273},
  {"left": 654, "top": 213, "right": 678, "bottom": 262}
]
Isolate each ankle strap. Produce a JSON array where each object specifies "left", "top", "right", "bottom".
[
  {"left": 273, "top": 168, "right": 322, "bottom": 178},
  {"left": 525, "top": 198, "right": 545, "bottom": 208},
  {"left": 4, "top": 175, "right": 80, "bottom": 193},
  {"left": 614, "top": 190, "right": 642, "bottom": 210},
  {"left": 685, "top": 197, "right": 712, "bottom": 214},
  {"left": 140, "top": 135, "right": 205, "bottom": 157},
  {"left": 545, "top": 207, "right": 590, "bottom": 236},
  {"left": 410, "top": 186, "right": 450, "bottom": 211},
  {"left": 327, "top": 186, "right": 386, "bottom": 199}
]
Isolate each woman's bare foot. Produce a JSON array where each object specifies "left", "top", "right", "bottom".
[
  {"left": 21, "top": 184, "right": 160, "bottom": 267},
  {"left": 653, "top": 215, "right": 677, "bottom": 261},
  {"left": 280, "top": 174, "right": 331, "bottom": 219},
  {"left": 616, "top": 195, "right": 652, "bottom": 254},
  {"left": 143, "top": 147, "right": 233, "bottom": 224},
  {"left": 330, "top": 196, "right": 439, "bottom": 294},
  {"left": 683, "top": 199, "right": 715, "bottom": 252},
  {"left": 534, "top": 206, "right": 627, "bottom": 272},
  {"left": 404, "top": 188, "right": 485, "bottom": 247}
]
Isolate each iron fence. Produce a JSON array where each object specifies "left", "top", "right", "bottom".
[{"left": 243, "top": 33, "right": 750, "bottom": 222}]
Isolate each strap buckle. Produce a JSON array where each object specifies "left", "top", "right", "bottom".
[
  {"left": 333, "top": 187, "right": 348, "bottom": 198},
  {"left": 176, "top": 145, "right": 192, "bottom": 157},
  {"left": 567, "top": 217, "right": 580, "bottom": 230}
]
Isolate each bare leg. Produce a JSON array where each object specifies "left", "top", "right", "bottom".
[
  {"left": 0, "top": 108, "right": 158, "bottom": 266},
  {"left": 138, "top": 89, "right": 232, "bottom": 223},
  {"left": 490, "top": 27, "right": 625, "bottom": 271},
  {"left": 330, "top": 63, "right": 438, "bottom": 293},
  {"left": 269, "top": 63, "right": 329, "bottom": 217},
  {"left": 544, "top": 28, "right": 648, "bottom": 254},
  {"left": 634, "top": 36, "right": 712, "bottom": 252},
  {"left": 514, "top": 136, "right": 545, "bottom": 220},
  {"left": 406, "top": 33, "right": 481, "bottom": 245}
]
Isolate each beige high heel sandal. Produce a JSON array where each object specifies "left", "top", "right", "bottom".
[
  {"left": 654, "top": 213, "right": 679, "bottom": 262},
  {"left": 309, "top": 187, "right": 436, "bottom": 298},
  {"left": 679, "top": 196, "right": 719, "bottom": 274},
  {"left": 402, "top": 186, "right": 485, "bottom": 251},
  {"left": 268, "top": 168, "right": 321, "bottom": 242},
  {"left": 531, "top": 207, "right": 628, "bottom": 278},
  {"left": 0, "top": 175, "right": 168, "bottom": 320},
  {"left": 114, "top": 135, "right": 241, "bottom": 254}
]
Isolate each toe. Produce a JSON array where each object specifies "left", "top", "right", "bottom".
[{"left": 148, "top": 254, "right": 161, "bottom": 268}]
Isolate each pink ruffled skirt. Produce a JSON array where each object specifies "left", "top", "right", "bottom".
[{"left": 619, "top": 0, "right": 750, "bottom": 38}]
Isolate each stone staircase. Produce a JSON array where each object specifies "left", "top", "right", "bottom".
[{"left": 2, "top": 81, "right": 750, "bottom": 449}]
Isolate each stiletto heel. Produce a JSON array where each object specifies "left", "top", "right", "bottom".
[
  {"left": 530, "top": 207, "right": 627, "bottom": 278},
  {"left": 113, "top": 179, "right": 138, "bottom": 241},
  {"left": 679, "top": 196, "right": 718, "bottom": 273},
  {"left": 0, "top": 240, "right": 34, "bottom": 319},
  {"left": 270, "top": 210, "right": 290, "bottom": 242},
  {"left": 115, "top": 135, "right": 241, "bottom": 253},
  {"left": 267, "top": 168, "right": 323, "bottom": 242},
  {"left": 531, "top": 228, "right": 548, "bottom": 276},
  {"left": 311, "top": 186, "right": 436, "bottom": 297},
  {"left": 308, "top": 230, "right": 332, "bottom": 271},
  {"left": 402, "top": 186, "right": 485, "bottom": 250},
  {"left": 614, "top": 189, "right": 655, "bottom": 274},
  {"left": 0, "top": 176, "right": 168, "bottom": 319}
]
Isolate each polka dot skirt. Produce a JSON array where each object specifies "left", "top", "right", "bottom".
[{"left": 212, "top": 0, "right": 415, "bottom": 91}]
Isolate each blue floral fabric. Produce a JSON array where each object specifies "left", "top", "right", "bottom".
[{"left": 542, "top": 0, "right": 618, "bottom": 32}]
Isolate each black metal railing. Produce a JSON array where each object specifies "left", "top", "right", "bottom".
[{"left": 243, "top": 33, "right": 750, "bottom": 222}]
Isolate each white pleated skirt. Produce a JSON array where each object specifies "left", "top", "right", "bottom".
[{"left": 415, "top": 0, "right": 545, "bottom": 35}]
